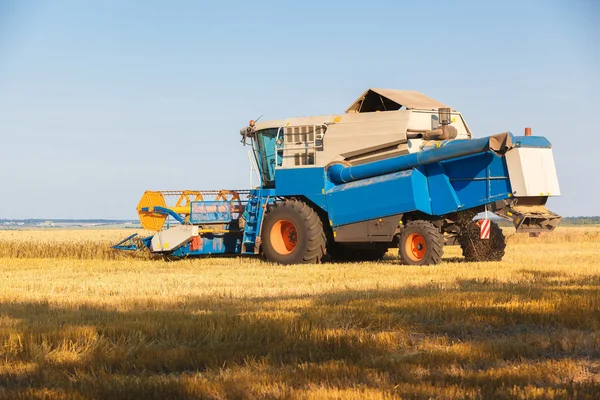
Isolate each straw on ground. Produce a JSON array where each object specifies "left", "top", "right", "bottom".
[{"left": 0, "top": 227, "right": 599, "bottom": 399}]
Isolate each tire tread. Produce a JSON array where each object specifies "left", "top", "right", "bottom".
[
  {"left": 458, "top": 220, "right": 506, "bottom": 262},
  {"left": 264, "top": 199, "right": 326, "bottom": 264},
  {"left": 399, "top": 220, "right": 443, "bottom": 265}
]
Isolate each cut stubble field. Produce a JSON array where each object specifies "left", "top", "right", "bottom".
[{"left": 0, "top": 227, "right": 599, "bottom": 399}]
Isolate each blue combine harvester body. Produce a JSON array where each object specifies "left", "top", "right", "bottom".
[{"left": 114, "top": 89, "right": 561, "bottom": 265}]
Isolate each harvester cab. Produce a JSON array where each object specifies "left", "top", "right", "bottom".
[
  {"left": 114, "top": 88, "right": 561, "bottom": 265},
  {"left": 241, "top": 121, "right": 280, "bottom": 188}
]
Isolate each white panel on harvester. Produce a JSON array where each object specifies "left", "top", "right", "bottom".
[
  {"left": 505, "top": 148, "right": 561, "bottom": 197},
  {"left": 150, "top": 225, "right": 199, "bottom": 252}
]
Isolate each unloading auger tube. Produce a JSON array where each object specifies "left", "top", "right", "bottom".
[
  {"left": 327, "top": 132, "right": 514, "bottom": 184},
  {"left": 112, "top": 88, "right": 561, "bottom": 265}
]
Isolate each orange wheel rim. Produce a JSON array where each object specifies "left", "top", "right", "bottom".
[
  {"left": 270, "top": 220, "right": 298, "bottom": 255},
  {"left": 405, "top": 233, "right": 426, "bottom": 261}
]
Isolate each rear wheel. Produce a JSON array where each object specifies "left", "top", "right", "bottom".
[
  {"left": 261, "top": 199, "right": 326, "bottom": 264},
  {"left": 458, "top": 220, "right": 506, "bottom": 262},
  {"left": 398, "top": 220, "right": 443, "bottom": 265}
]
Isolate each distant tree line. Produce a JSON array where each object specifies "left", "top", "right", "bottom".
[
  {"left": 560, "top": 216, "right": 600, "bottom": 225},
  {"left": 495, "top": 216, "right": 600, "bottom": 226},
  {"left": 477, "top": 215, "right": 600, "bottom": 227}
]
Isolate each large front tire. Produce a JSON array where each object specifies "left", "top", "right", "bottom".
[
  {"left": 261, "top": 199, "right": 326, "bottom": 264},
  {"left": 458, "top": 220, "right": 506, "bottom": 262},
  {"left": 398, "top": 220, "right": 443, "bottom": 265}
]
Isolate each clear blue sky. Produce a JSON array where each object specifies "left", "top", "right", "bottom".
[{"left": 0, "top": 0, "right": 598, "bottom": 219}]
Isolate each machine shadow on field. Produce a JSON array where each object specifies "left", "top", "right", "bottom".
[
  {"left": 1, "top": 275, "right": 599, "bottom": 399},
  {"left": 328, "top": 253, "right": 467, "bottom": 264}
]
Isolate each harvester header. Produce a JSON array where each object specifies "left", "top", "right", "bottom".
[{"left": 114, "top": 88, "right": 561, "bottom": 265}]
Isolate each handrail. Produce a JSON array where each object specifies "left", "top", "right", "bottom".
[
  {"left": 247, "top": 149, "right": 261, "bottom": 188},
  {"left": 274, "top": 126, "right": 284, "bottom": 167},
  {"left": 276, "top": 124, "right": 326, "bottom": 166}
]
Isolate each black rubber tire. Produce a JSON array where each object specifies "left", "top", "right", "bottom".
[
  {"left": 398, "top": 220, "right": 443, "bottom": 265},
  {"left": 327, "top": 244, "right": 388, "bottom": 262},
  {"left": 457, "top": 220, "right": 506, "bottom": 262},
  {"left": 261, "top": 199, "right": 326, "bottom": 264}
]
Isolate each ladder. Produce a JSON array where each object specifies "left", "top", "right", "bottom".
[{"left": 241, "top": 190, "right": 270, "bottom": 254}]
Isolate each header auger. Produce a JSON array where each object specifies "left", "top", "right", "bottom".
[{"left": 114, "top": 88, "right": 561, "bottom": 265}]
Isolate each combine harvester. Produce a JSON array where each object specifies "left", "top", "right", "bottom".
[{"left": 114, "top": 89, "right": 561, "bottom": 265}]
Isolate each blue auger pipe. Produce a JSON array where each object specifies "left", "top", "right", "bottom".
[
  {"left": 112, "top": 233, "right": 139, "bottom": 251},
  {"left": 327, "top": 132, "right": 514, "bottom": 184}
]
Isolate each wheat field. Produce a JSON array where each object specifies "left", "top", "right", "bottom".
[{"left": 0, "top": 227, "right": 599, "bottom": 399}]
